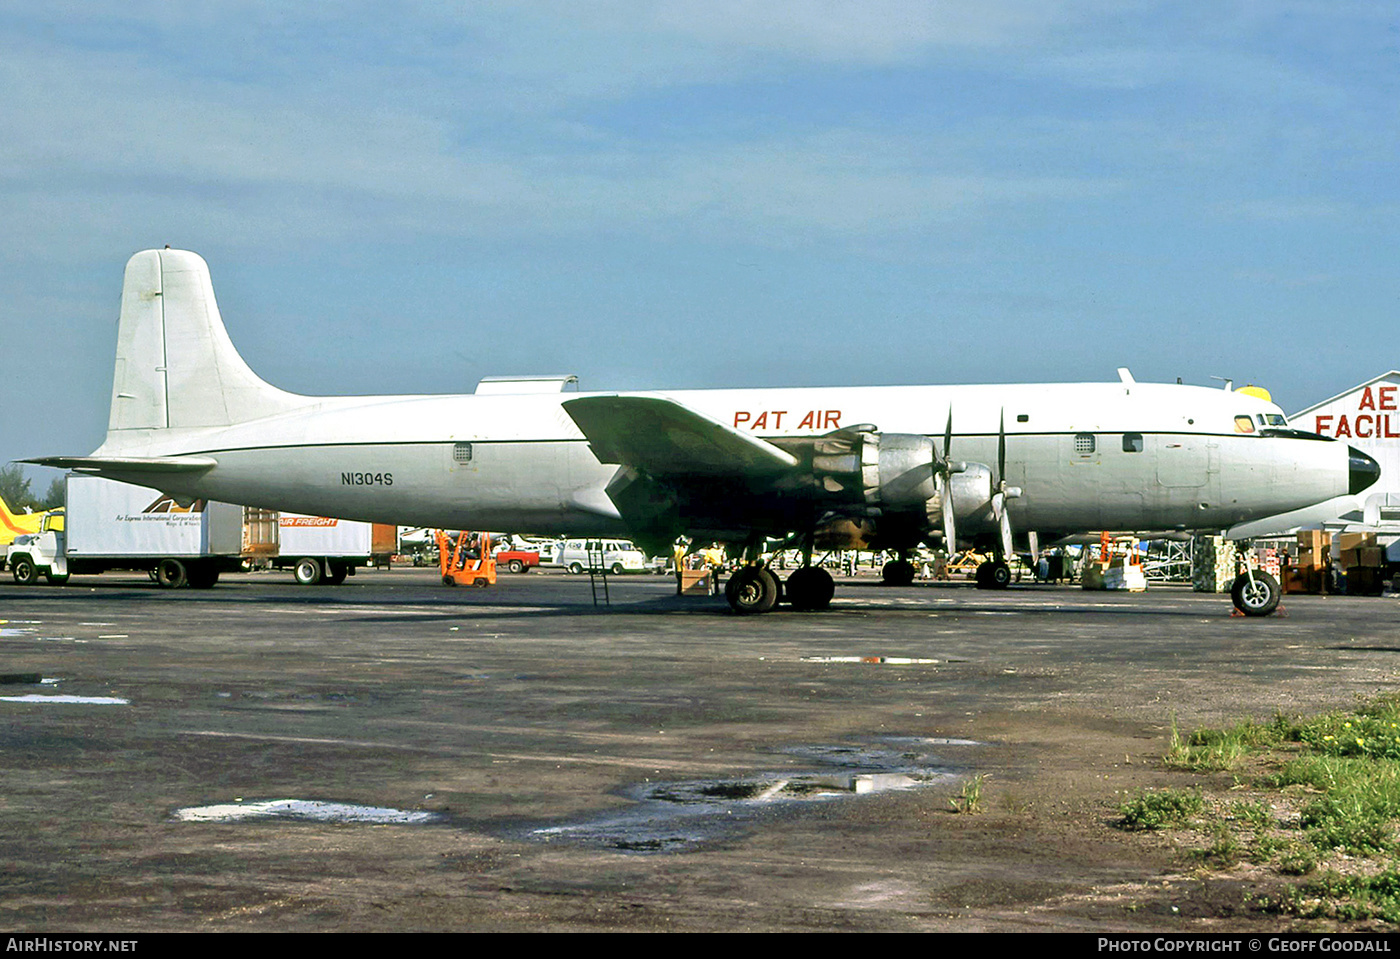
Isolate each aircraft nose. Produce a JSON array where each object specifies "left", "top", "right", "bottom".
[{"left": 1349, "top": 446, "right": 1381, "bottom": 495}]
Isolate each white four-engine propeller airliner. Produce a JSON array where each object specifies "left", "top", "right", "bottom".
[{"left": 27, "top": 249, "right": 1380, "bottom": 615}]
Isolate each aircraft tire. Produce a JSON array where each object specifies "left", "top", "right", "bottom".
[
  {"left": 11, "top": 557, "right": 39, "bottom": 585},
  {"left": 975, "top": 560, "right": 1012, "bottom": 590},
  {"left": 786, "top": 566, "right": 834, "bottom": 611},
  {"left": 725, "top": 567, "right": 779, "bottom": 615},
  {"left": 156, "top": 559, "right": 188, "bottom": 589},
  {"left": 881, "top": 559, "right": 916, "bottom": 586},
  {"left": 1231, "top": 570, "right": 1280, "bottom": 617},
  {"left": 293, "top": 557, "right": 323, "bottom": 586}
]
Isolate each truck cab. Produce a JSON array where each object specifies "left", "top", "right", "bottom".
[{"left": 6, "top": 510, "right": 69, "bottom": 584}]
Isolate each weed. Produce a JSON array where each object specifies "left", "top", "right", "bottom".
[
  {"left": 949, "top": 774, "right": 987, "bottom": 814},
  {"left": 1118, "top": 787, "right": 1203, "bottom": 830}
]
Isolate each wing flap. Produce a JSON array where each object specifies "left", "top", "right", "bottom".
[{"left": 562, "top": 396, "right": 797, "bottom": 477}]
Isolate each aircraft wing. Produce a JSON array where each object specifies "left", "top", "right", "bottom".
[{"left": 562, "top": 395, "right": 798, "bottom": 477}]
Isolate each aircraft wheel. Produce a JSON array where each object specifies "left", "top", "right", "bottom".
[
  {"left": 293, "top": 557, "right": 323, "bottom": 585},
  {"left": 725, "top": 567, "right": 779, "bottom": 615},
  {"left": 156, "top": 558, "right": 188, "bottom": 589},
  {"left": 1231, "top": 570, "right": 1280, "bottom": 617},
  {"left": 881, "top": 559, "right": 916, "bottom": 586},
  {"left": 976, "top": 560, "right": 1011, "bottom": 590},
  {"left": 786, "top": 566, "right": 835, "bottom": 611},
  {"left": 11, "top": 557, "right": 39, "bottom": 585}
]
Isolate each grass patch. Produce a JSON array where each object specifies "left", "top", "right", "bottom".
[
  {"left": 1120, "top": 695, "right": 1400, "bottom": 925},
  {"left": 1119, "top": 787, "right": 1204, "bottom": 830}
]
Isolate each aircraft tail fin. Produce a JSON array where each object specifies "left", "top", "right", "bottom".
[{"left": 105, "top": 249, "right": 304, "bottom": 439}]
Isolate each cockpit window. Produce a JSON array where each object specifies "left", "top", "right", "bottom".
[{"left": 1234, "top": 415, "right": 1256, "bottom": 434}]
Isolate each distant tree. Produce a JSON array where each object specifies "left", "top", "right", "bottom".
[
  {"left": 41, "top": 476, "right": 65, "bottom": 510},
  {"left": 0, "top": 464, "right": 38, "bottom": 511}
]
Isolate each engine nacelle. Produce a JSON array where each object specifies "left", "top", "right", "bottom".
[
  {"left": 807, "top": 429, "right": 1002, "bottom": 545},
  {"left": 811, "top": 430, "right": 937, "bottom": 509}
]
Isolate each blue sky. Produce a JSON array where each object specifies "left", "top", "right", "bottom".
[{"left": 3, "top": 2, "right": 1397, "bottom": 483}]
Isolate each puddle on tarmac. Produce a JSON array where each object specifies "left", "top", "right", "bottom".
[
  {"left": 0, "top": 694, "right": 129, "bottom": 705},
  {"left": 520, "top": 737, "right": 975, "bottom": 854},
  {"left": 172, "top": 799, "right": 444, "bottom": 824}
]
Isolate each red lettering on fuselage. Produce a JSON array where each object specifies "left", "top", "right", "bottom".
[{"left": 735, "top": 409, "right": 841, "bottom": 432}]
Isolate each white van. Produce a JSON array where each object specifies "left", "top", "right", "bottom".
[{"left": 557, "top": 539, "right": 649, "bottom": 575}]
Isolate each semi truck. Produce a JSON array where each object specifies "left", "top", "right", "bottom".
[{"left": 5, "top": 476, "right": 396, "bottom": 588}]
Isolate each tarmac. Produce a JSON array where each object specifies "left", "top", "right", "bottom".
[{"left": 2, "top": 566, "right": 1399, "bottom": 931}]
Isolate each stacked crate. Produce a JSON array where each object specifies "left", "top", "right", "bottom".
[
  {"left": 1285, "top": 530, "right": 1329, "bottom": 594},
  {"left": 1339, "top": 532, "right": 1386, "bottom": 595},
  {"left": 1191, "top": 535, "right": 1237, "bottom": 593}
]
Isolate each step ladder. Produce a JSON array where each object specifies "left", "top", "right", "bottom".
[{"left": 586, "top": 544, "right": 610, "bottom": 607}]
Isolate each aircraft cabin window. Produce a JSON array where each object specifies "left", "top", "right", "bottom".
[
  {"left": 453, "top": 442, "right": 473, "bottom": 462},
  {"left": 1234, "top": 415, "right": 1256, "bottom": 434},
  {"left": 1074, "top": 433, "right": 1096, "bottom": 454},
  {"left": 1122, "top": 433, "right": 1143, "bottom": 453},
  {"left": 1016, "top": 414, "right": 1029, "bottom": 423}
]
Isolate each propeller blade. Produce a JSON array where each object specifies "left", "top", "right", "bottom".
[
  {"left": 939, "top": 473, "right": 957, "bottom": 550},
  {"left": 943, "top": 407, "right": 954, "bottom": 461},
  {"left": 994, "top": 491, "right": 1014, "bottom": 561},
  {"left": 997, "top": 408, "right": 1007, "bottom": 485}
]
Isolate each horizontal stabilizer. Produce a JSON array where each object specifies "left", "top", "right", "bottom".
[
  {"left": 23, "top": 455, "right": 218, "bottom": 474},
  {"left": 563, "top": 395, "right": 798, "bottom": 477}
]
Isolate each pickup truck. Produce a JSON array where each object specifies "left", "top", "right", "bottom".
[{"left": 493, "top": 548, "right": 540, "bottom": 574}]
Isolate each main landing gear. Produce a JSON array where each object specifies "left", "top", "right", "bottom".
[{"left": 725, "top": 564, "right": 836, "bottom": 614}]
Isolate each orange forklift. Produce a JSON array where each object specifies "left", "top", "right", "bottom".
[{"left": 435, "top": 530, "right": 496, "bottom": 587}]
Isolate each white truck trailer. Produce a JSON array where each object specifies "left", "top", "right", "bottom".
[
  {"left": 6, "top": 476, "right": 396, "bottom": 588},
  {"left": 264, "top": 513, "right": 397, "bottom": 584},
  {"left": 6, "top": 475, "right": 245, "bottom": 587}
]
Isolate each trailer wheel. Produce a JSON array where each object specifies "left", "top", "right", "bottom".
[
  {"left": 293, "top": 557, "right": 323, "bottom": 585},
  {"left": 11, "top": 556, "right": 39, "bottom": 585},
  {"left": 156, "top": 558, "right": 188, "bottom": 589},
  {"left": 186, "top": 564, "right": 220, "bottom": 589}
]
